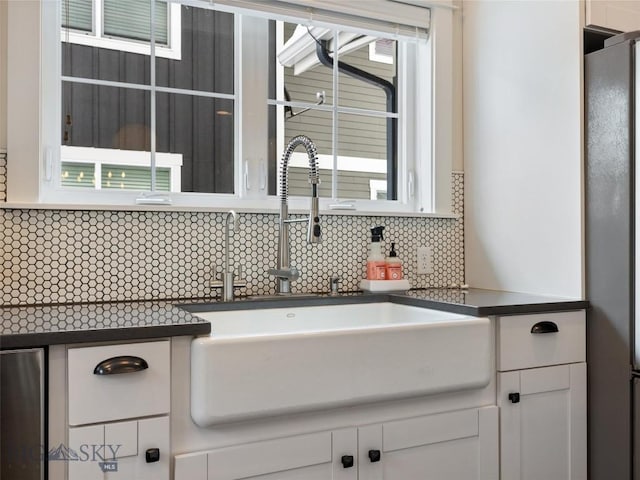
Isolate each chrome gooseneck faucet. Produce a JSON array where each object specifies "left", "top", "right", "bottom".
[
  {"left": 269, "top": 135, "right": 321, "bottom": 294},
  {"left": 222, "top": 210, "right": 238, "bottom": 301}
]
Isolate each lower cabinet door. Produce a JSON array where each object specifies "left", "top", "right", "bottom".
[
  {"left": 174, "top": 408, "right": 499, "bottom": 480},
  {"left": 179, "top": 431, "right": 336, "bottom": 480},
  {"left": 68, "top": 416, "right": 169, "bottom": 480},
  {"left": 68, "top": 424, "right": 105, "bottom": 480},
  {"left": 498, "top": 363, "right": 587, "bottom": 480},
  {"left": 107, "top": 416, "right": 170, "bottom": 480},
  {"left": 377, "top": 407, "right": 499, "bottom": 479}
]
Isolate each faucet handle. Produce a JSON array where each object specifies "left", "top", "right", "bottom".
[
  {"left": 234, "top": 264, "right": 244, "bottom": 279},
  {"left": 268, "top": 267, "right": 300, "bottom": 281},
  {"left": 330, "top": 275, "right": 341, "bottom": 295}
]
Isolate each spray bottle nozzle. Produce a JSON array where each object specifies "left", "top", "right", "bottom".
[{"left": 370, "top": 226, "right": 385, "bottom": 242}]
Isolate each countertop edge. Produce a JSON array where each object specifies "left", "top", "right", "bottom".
[
  {"left": 183, "top": 294, "right": 590, "bottom": 317},
  {"left": 375, "top": 295, "right": 587, "bottom": 316},
  {"left": 474, "top": 301, "right": 590, "bottom": 316},
  {"left": 0, "top": 322, "right": 211, "bottom": 349}
]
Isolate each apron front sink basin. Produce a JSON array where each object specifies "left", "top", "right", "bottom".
[{"left": 190, "top": 302, "right": 491, "bottom": 426}]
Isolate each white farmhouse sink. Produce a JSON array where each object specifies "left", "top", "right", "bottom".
[{"left": 190, "top": 302, "right": 491, "bottom": 427}]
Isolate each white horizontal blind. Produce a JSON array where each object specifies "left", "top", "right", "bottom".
[
  {"left": 186, "top": 0, "right": 430, "bottom": 39},
  {"left": 60, "top": 162, "right": 95, "bottom": 188},
  {"left": 61, "top": 0, "right": 93, "bottom": 32},
  {"left": 102, "top": 165, "right": 171, "bottom": 191},
  {"left": 104, "top": 0, "right": 169, "bottom": 44}
]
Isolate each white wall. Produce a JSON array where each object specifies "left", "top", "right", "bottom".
[
  {"left": 464, "top": 0, "right": 583, "bottom": 297},
  {"left": 0, "top": 0, "right": 7, "bottom": 151},
  {"left": 452, "top": 0, "right": 463, "bottom": 172}
]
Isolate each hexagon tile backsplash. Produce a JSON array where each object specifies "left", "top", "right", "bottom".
[
  {"left": 0, "top": 152, "right": 6, "bottom": 202},
  {"left": 0, "top": 172, "right": 464, "bottom": 307}
]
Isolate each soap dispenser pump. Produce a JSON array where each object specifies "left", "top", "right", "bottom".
[
  {"left": 366, "top": 226, "right": 386, "bottom": 280},
  {"left": 386, "top": 242, "right": 403, "bottom": 280}
]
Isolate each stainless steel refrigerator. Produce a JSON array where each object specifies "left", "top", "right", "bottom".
[
  {"left": 0, "top": 348, "right": 45, "bottom": 480},
  {"left": 586, "top": 30, "right": 640, "bottom": 480}
]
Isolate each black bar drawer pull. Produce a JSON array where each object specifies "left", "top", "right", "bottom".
[
  {"left": 530, "top": 321, "right": 559, "bottom": 334},
  {"left": 93, "top": 356, "right": 149, "bottom": 375}
]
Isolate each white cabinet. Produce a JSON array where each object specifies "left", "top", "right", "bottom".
[
  {"left": 174, "top": 407, "right": 498, "bottom": 480},
  {"left": 66, "top": 340, "right": 171, "bottom": 480},
  {"left": 67, "top": 340, "right": 170, "bottom": 425},
  {"left": 586, "top": 0, "right": 640, "bottom": 33},
  {"left": 174, "top": 431, "right": 336, "bottom": 480},
  {"left": 68, "top": 417, "right": 169, "bottom": 480},
  {"left": 498, "top": 364, "right": 586, "bottom": 480},
  {"left": 370, "top": 407, "right": 498, "bottom": 480},
  {"left": 496, "top": 311, "right": 587, "bottom": 480}
]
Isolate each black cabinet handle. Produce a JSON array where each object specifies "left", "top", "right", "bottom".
[
  {"left": 508, "top": 392, "right": 520, "bottom": 404},
  {"left": 530, "top": 321, "right": 559, "bottom": 334},
  {"left": 341, "top": 455, "right": 354, "bottom": 468},
  {"left": 93, "top": 356, "right": 149, "bottom": 375},
  {"left": 145, "top": 448, "right": 160, "bottom": 463},
  {"left": 368, "top": 449, "right": 381, "bottom": 463}
]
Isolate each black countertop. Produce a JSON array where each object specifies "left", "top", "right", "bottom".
[
  {"left": 0, "top": 301, "right": 210, "bottom": 349},
  {"left": 395, "top": 289, "right": 589, "bottom": 316},
  {"left": 1, "top": 288, "right": 588, "bottom": 349}
]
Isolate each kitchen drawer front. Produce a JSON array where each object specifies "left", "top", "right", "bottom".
[
  {"left": 68, "top": 340, "right": 170, "bottom": 426},
  {"left": 497, "top": 311, "right": 585, "bottom": 371}
]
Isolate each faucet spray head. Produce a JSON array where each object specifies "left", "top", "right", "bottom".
[{"left": 307, "top": 192, "right": 321, "bottom": 243}]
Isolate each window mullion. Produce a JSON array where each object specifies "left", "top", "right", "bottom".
[
  {"left": 239, "top": 15, "right": 269, "bottom": 200},
  {"left": 150, "top": 0, "right": 157, "bottom": 192},
  {"left": 275, "top": 21, "right": 285, "bottom": 196},
  {"left": 94, "top": 0, "right": 103, "bottom": 37},
  {"left": 331, "top": 27, "right": 338, "bottom": 201},
  {"left": 95, "top": 162, "right": 102, "bottom": 190}
]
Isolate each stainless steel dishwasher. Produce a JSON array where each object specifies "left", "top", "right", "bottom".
[{"left": 0, "top": 348, "right": 45, "bottom": 480}]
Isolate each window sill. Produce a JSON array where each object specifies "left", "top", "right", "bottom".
[{"left": 0, "top": 201, "right": 460, "bottom": 219}]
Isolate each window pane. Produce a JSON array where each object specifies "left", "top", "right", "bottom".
[
  {"left": 338, "top": 33, "right": 397, "bottom": 113},
  {"left": 270, "top": 106, "right": 334, "bottom": 198},
  {"left": 61, "top": 0, "right": 92, "bottom": 32},
  {"left": 102, "top": 165, "right": 170, "bottom": 191},
  {"left": 62, "top": 30, "right": 151, "bottom": 85},
  {"left": 61, "top": 83, "right": 151, "bottom": 154},
  {"left": 60, "top": 162, "right": 95, "bottom": 188},
  {"left": 156, "top": 5, "right": 234, "bottom": 94},
  {"left": 274, "top": 22, "right": 334, "bottom": 106},
  {"left": 104, "top": 0, "right": 168, "bottom": 44},
  {"left": 156, "top": 92, "right": 234, "bottom": 194},
  {"left": 337, "top": 113, "right": 393, "bottom": 200}
]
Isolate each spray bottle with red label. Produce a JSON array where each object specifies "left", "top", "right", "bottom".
[{"left": 366, "top": 226, "right": 386, "bottom": 280}]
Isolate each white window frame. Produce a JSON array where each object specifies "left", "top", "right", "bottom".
[
  {"left": 5, "top": 0, "right": 456, "bottom": 216},
  {"left": 61, "top": 0, "right": 182, "bottom": 60}
]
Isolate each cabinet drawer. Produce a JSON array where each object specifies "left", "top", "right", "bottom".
[
  {"left": 496, "top": 311, "right": 585, "bottom": 371},
  {"left": 68, "top": 340, "right": 170, "bottom": 426}
]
